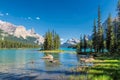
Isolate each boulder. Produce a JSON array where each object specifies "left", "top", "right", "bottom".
[{"left": 42, "top": 54, "right": 53, "bottom": 59}]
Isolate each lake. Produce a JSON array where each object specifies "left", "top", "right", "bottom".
[
  {"left": 0, "top": 48, "right": 115, "bottom": 80},
  {"left": 0, "top": 48, "right": 86, "bottom": 80}
]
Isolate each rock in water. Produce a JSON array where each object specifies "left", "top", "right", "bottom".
[{"left": 42, "top": 54, "right": 54, "bottom": 59}]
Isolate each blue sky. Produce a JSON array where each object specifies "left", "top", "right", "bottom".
[{"left": 0, "top": 0, "right": 118, "bottom": 42}]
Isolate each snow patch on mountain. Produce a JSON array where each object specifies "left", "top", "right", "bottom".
[
  {"left": 0, "top": 20, "right": 44, "bottom": 44},
  {"left": 61, "top": 38, "right": 80, "bottom": 47}
]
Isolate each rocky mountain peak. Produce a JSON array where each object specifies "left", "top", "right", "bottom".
[
  {"left": 61, "top": 38, "right": 80, "bottom": 47},
  {"left": 0, "top": 20, "right": 44, "bottom": 44},
  {"left": 0, "top": 20, "right": 16, "bottom": 35},
  {"left": 14, "top": 26, "right": 28, "bottom": 39}
]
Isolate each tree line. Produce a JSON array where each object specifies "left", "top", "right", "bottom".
[
  {"left": 0, "top": 29, "right": 39, "bottom": 48},
  {"left": 78, "top": 0, "right": 120, "bottom": 54},
  {"left": 43, "top": 30, "right": 60, "bottom": 50},
  {"left": 0, "top": 40, "right": 39, "bottom": 48}
]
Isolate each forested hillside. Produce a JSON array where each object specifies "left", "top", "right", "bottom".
[{"left": 0, "top": 29, "right": 39, "bottom": 48}]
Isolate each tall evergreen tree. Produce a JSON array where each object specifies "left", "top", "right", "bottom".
[
  {"left": 114, "top": 18, "right": 118, "bottom": 52},
  {"left": 77, "top": 35, "right": 83, "bottom": 53},
  {"left": 106, "top": 14, "right": 112, "bottom": 52},
  {"left": 97, "top": 6, "right": 101, "bottom": 52},
  {"left": 52, "top": 30, "right": 55, "bottom": 49},
  {"left": 43, "top": 32, "right": 48, "bottom": 50},
  {"left": 83, "top": 35, "right": 87, "bottom": 53},
  {"left": 106, "top": 14, "right": 115, "bottom": 52},
  {"left": 97, "top": 6, "right": 104, "bottom": 53},
  {"left": 48, "top": 31, "right": 53, "bottom": 50},
  {"left": 117, "top": 0, "right": 120, "bottom": 21},
  {"left": 53, "top": 32, "right": 59, "bottom": 50},
  {"left": 117, "top": 0, "right": 120, "bottom": 52},
  {"left": 80, "top": 35, "right": 83, "bottom": 52},
  {"left": 92, "top": 19, "right": 97, "bottom": 52},
  {"left": 43, "top": 30, "right": 60, "bottom": 50},
  {"left": 56, "top": 34, "right": 60, "bottom": 49},
  {"left": 101, "top": 27, "right": 104, "bottom": 53}
]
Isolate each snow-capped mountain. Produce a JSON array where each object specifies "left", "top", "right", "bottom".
[
  {"left": 61, "top": 38, "right": 80, "bottom": 47},
  {"left": 0, "top": 20, "right": 16, "bottom": 35},
  {"left": 0, "top": 20, "right": 44, "bottom": 45}
]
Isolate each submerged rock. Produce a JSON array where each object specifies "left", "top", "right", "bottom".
[
  {"left": 42, "top": 54, "right": 60, "bottom": 63},
  {"left": 80, "top": 57, "right": 95, "bottom": 63},
  {"left": 42, "top": 54, "right": 54, "bottom": 59}
]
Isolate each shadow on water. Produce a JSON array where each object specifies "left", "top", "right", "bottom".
[
  {"left": 0, "top": 72, "right": 37, "bottom": 80},
  {"left": 0, "top": 68, "right": 116, "bottom": 80},
  {"left": 26, "top": 68, "right": 82, "bottom": 76},
  {"left": 0, "top": 68, "right": 82, "bottom": 80}
]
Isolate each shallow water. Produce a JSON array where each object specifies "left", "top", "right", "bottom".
[
  {"left": 0, "top": 48, "right": 114, "bottom": 80},
  {"left": 0, "top": 48, "right": 83, "bottom": 80}
]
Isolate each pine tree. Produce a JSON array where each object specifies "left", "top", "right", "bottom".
[
  {"left": 53, "top": 32, "right": 57, "bottom": 50},
  {"left": 83, "top": 35, "right": 87, "bottom": 53},
  {"left": 44, "top": 31, "right": 52, "bottom": 50},
  {"left": 97, "top": 6, "right": 104, "bottom": 53},
  {"left": 43, "top": 32, "right": 48, "bottom": 50},
  {"left": 43, "top": 30, "right": 60, "bottom": 50},
  {"left": 92, "top": 19, "right": 97, "bottom": 53},
  {"left": 117, "top": 26, "right": 120, "bottom": 52},
  {"left": 77, "top": 35, "right": 83, "bottom": 53},
  {"left": 56, "top": 34, "right": 60, "bottom": 49},
  {"left": 106, "top": 14, "right": 112, "bottom": 52},
  {"left": 117, "top": 0, "right": 120, "bottom": 52},
  {"left": 52, "top": 31, "right": 58, "bottom": 50},
  {"left": 97, "top": 6, "right": 101, "bottom": 52},
  {"left": 111, "top": 26, "right": 115, "bottom": 53},
  {"left": 101, "top": 27, "right": 104, "bottom": 53},
  {"left": 106, "top": 14, "right": 115, "bottom": 53},
  {"left": 117, "top": 0, "right": 120, "bottom": 21},
  {"left": 52, "top": 30, "right": 55, "bottom": 49},
  {"left": 114, "top": 18, "right": 118, "bottom": 52},
  {"left": 80, "top": 35, "right": 83, "bottom": 52}
]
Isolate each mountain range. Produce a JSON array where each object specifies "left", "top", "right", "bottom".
[
  {"left": 61, "top": 38, "right": 80, "bottom": 47},
  {"left": 0, "top": 20, "right": 81, "bottom": 47},
  {"left": 0, "top": 20, "right": 44, "bottom": 45}
]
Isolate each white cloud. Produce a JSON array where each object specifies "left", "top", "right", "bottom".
[
  {"left": 0, "top": 13, "right": 4, "bottom": 16},
  {"left": 36, "top": 17, "right": 40, "bottom": 20},
  {"left": 28, "top": 17, "right": 32, "bottom": 20},
  {"left": 0, "top": 12, "right": 9, "bottom": 17},
  {"left": 60, "top": 38, "right": 64, "bottom": 41},
  {"left": 6, "top": 13, "right": 9, "bottom": 15}
]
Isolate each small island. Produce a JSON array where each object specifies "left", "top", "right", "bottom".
[
  {"left": 40, "top": 30, "right": 62, "bottom": 53},
  {"left": 40, "top": 50, "right": 64, "bottom": 53}
]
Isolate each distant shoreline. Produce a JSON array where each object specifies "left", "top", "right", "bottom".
[
  {"left": 39, "top": 50, "right": 64, "bottom": 53},
  {"left": 39, "top": 49, "right": 76, "bottom": 53},
  {"left": 0, "top": 48, "right": 39, "bottom": 50}
]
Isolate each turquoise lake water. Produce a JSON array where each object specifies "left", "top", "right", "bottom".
[{"left": 0, "top": 48, "right": 86, "bottom": 79}]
